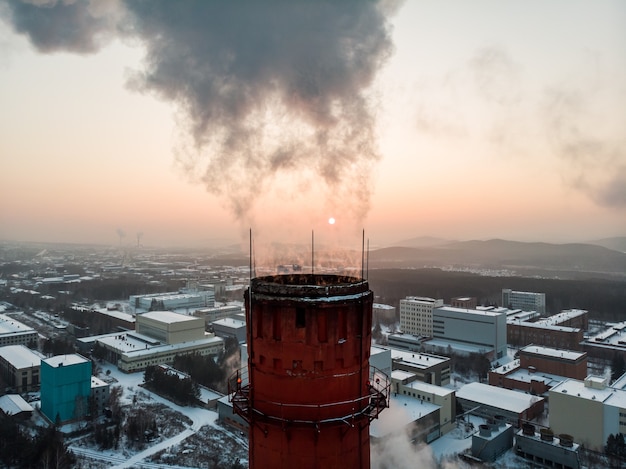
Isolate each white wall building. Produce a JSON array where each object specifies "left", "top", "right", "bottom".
[
  {"left": 430, "top": 306, "right": 508, "bottom": 360},
  {"left": 549, "top": 375, "right": 626, "bottom": 451},
  {"left": 0, "top": 344, "right": 41, "bottom": 393},
  {"left": 0, "top": 314, "right": 38, "bottom": 348},
  {"left": 502, "top": 289, "right": 545, "bottom": 315},
  {"left": 399, "top": 297, "right": 444, "bottom": 336},
  {"left": 136, "top": 311, "right": 206, "bottom": 344},
  {"left": 130, "top": 290, "right": 215, "bottom": 311}
]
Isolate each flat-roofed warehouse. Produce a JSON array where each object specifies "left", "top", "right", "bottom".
[
  {"left": 92, "top": 311, "right": 224, "bottom": 373},
  {"left": 0, "top": 344, "right": 42, "bottom": 393},
  {"left": 0, "top": 314, "right": 38, "bottom": 347},
  {"left": 136, "top": 311, "right": 205, "bottom": 344},
  {"left": 456, "top": 382, "right": 545, "bottom": 427}
]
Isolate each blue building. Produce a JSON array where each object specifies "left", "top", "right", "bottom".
[{"left": 40, "top": 354, "right": 91, "bottom": 423}]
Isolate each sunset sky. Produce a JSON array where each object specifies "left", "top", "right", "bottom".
[{"left": 1, "top": 0, "right": 625, "bottom": 249}]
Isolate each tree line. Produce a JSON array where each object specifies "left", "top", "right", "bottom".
[{"left": 368, "top": 268, "right": 626, "bottom": 321}]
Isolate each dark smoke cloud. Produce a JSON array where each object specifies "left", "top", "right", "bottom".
[
  {"left": 0, "top": 0, "right": 119, "bottom": 54},
  {"left": 1, "top": 0, "right": 398, "bottom": 223}
]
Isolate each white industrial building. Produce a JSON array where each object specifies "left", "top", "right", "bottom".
[
  {"left": 373, "top": 303, "right": 396, "bottom": 324},
  {"left": 428, "top": 306, "right": 507, "bottom": 360},
  {"left": 194, "top": 304, "right": 243, "bottom": 324},
  {"left": 399, "top": 297, "right": 444, "bottom": 336},
  {"left": 94, "top": 311, "right": 224, "bottom": 373},
  {"left": 0, "top": 344, "right": 42, "bottom": 393},
  {"left": 456, "top": 382, "right": 545, "bottom": 427},
  {"left": 90, "top": 375, "right": 110, "bottom": 417},
  {"left": 136, "top": 311, "right": 206, "bottom": 344},
  {"left": 549, "top": 375, "right": 626, "bottom": 451},
  {"left": 502, "top": 289, "right": 545, "bottom": 315},
  {"left": 0, "top": 314, "right": 39, "bottom": 348},
  {"left": 211, "top": 316, "right": 246, "bottom": 343},
  {"left": 129, "top": 290, "right": 215, "bottom": 311}
]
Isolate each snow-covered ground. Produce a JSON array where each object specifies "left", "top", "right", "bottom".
[
  {"left": 55, "top": 345, "right": 542, "bottom": 468},
  {"left": 66, "top": 361, "right": 248, "bottom": 468}
]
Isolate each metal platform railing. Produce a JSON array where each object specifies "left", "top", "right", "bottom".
[{"left": 228, "top": 365, "right": 390, "bottom": 428}]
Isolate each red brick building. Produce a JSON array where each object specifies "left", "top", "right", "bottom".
[
  {"left": 519, "top": 345, "right": 587, "bottom": 380},
  {"left": 507, "top": 322, "right": 583, "bottom": 351}
]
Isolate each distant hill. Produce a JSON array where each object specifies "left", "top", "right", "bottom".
[
  {"left": 368, "top": 238, "right": 626, "bottom": 279},
  {"left": 388, "top": 236, "right": 454, "bottom": 248},
  {"left": 587, "top": 237, "right": 626, "bottom": 253}
]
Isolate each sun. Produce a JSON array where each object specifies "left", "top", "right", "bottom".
[{"left": 328, "top": 217, "right": 336, "bottom": 225}]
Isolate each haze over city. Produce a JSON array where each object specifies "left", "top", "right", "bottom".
[{"left": 1, "top": 0, "right": 625, "bottom": 248}]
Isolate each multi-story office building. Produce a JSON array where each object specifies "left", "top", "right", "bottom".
[
  {"left": 502, "top": 289, "right": 545, "bottom": 315},
  {"left": 430, "top": 306, "right": 508, "bottom": 360},
  {"left": 399, "top": 297, "right": 444, "bottom": 336}
]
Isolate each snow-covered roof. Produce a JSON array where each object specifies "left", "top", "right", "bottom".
[
  {"left": 369, "top": 393, "right": 439, "bottom": 439},
  {"left": 491, "top": 359, "right": 521, "bottom": 375},
  {"left": 585, "top": 321, "right": 626, "bottom": 346},
  {"left": 98, "top": 332, "right": 161, "bottom": 352},
  {"left": 94, "top": 307, "right": 135, "bottom": 323},
  {"left": 373, "top": 303, "right": 395, "bottom": 310},
  {"left": 612, "top": 373, "right": 626, "bottom": 391},
  {"left": 389, "top": 348, "right": 449, "bottom": 368},
  {"left": 44, "top": 354, "right": 89, "bottom": 368},
  {"left": 401, "top": 296, "right": 440, "bottom": 303},
  {"left": 534, "top": 309, "right": 587, "bottom": 326},
  {"left": 500, "top": 368, "right": 565, "bottom": 387},
  {"left": 505, "top": 310, "right": 538, "bottom": 322},
  {"left": 0, "top": 394, "right": 33, "bottom": 416},
  {"left": 91, "top": 376, "right": 108, "bottom": 388},
  {"left": 550, "top": 378, "right": 615, "bottom": 403},
  {"left": 435, "top": 306, "right": 504, "bottom": 318},
  {"left": 520, "top": 345, "right": 585, "bottom": 361},
  {"left": 406, "top": 380, "right": 455, "bottom": 397},
  {"left": 509, "top": 320, "right": 580, "bottom": 333},
  {"left": 0, "top": 345, "right": 41, "bottom": 368},
  {"left": 0, "top": 314, "right": 34, "bottom": 335},
  {"left": 120, "top": 336, "right": 223, "bottom": 359},
  {"left": 423, "top": 338, "right": 493, "bottom": 355},
  {"left": 211, "top": 317, "right": 246, "bottom": 328},
  {"left": 456, "top": 382, "right": 544, "bottom": 414},
  {"left": 391, "top": 370, "right": 416, "bottom": 382},
  {"left": 140, "top": 310, "right": 199, "bottom": 323}
]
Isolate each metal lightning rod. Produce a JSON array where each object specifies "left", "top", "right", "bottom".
[
  {"left": 361, "top": 229, "right": 365, "bottom": 280},
  {"left": 311, "top": 230, "right": 315, "bottom": 276},
  {"left": 367, "top": 237, "right": 370, "bottom": 280}
]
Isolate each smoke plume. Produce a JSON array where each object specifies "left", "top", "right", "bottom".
[
  {"left": 542, "top": 86, "right": 626, "bottom": 209},
  {"left": 1, "top": 0, "right": 398, "bottom": 225}
]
